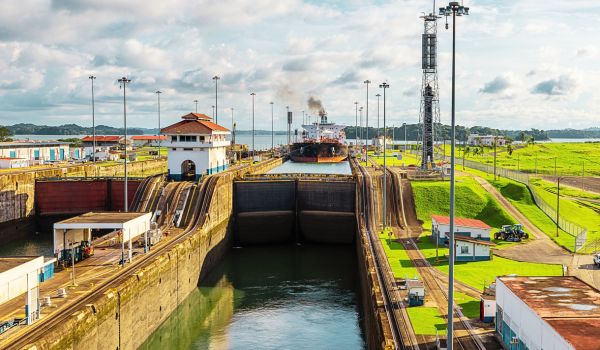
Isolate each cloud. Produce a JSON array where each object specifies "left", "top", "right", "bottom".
[
  {"left": 480, "top": 77, "right": 510, "bottom": 94},
  {"left": 330, "top": 71, "right": 359, "bottom": 86},
  {"left": 531, "top": 76, "right": 576, "bottom": 96}
]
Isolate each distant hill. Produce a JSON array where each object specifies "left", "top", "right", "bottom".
[{"left": 5, "top": 123, "right": 150, "bottom": 136}]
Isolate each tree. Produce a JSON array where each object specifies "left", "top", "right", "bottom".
[
  {"left": 519, "top": 131, "right": 527, "bottom": 144},
  {"left": 0, "top": 126, "right": 13, "bottom": 142},
  {"left": 506, "top": 144, "right": 513, "bottom": 156}
]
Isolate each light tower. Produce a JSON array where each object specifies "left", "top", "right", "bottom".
[{"left": 419, "top": 7, "right": 441, "bottom": 170}]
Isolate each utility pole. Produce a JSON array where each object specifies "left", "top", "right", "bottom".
[
  {"left": 439, "top": 3, "right": 469, "bottom": 348},
  {"left": 250, "top": 93, "right": 256, "bottom": 158},
  {"left": 376, "top": 94, "right": 381, "bottom": 139},
  {"left": 364, "top": 80, "right": 371, "bottom": 165},
  {"left": 379, "top": 82, "right": 389, "bottom": 230},
  {"left": 118, "top": 76, "right": 131, "bottom": 266},
  {"left": 556, "top": 177, "right": 560, "bottom": 237},
  {"left": 230, "top": 108, "right": 235, "bottom": 145},
  {"left": 212, "top": 75, "right": 220, "bottom": 123},
  {"left": 194, "top": 100, "right": 198, "bottom": 113},
  {"left": 155, "top": 91, "right": 162, "bottom": 156},
  {"left": 270, "top": 102, "right": 274, "bottom": 150},
  {"left": 493, "top": 136, "right": 497, "bottom": 180},
  {"left": 89, "top": 75, "right": 96, "bottom": 162},
  {"left": 354, "top": 101, "right": 359, "bottom": 146}
]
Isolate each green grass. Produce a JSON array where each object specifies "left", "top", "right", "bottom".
[
  {"left": 379, "top": 232, "right": 420, "bottom": 279},
  {"left": 455, "top": 292, "right": 480, "bottom": 319},
  {"left": 461, "top": 167, "right": 576, "bottom": 250},
  {"left": 528, "top": 178, "right": 600, "bottom": 250},
  {"left": 407, "top": 307, "right": 447, "bottom": 335},
  {"left": 531, "top": 177, "right": 600, "bottom": 201},
  {"left": 449, "top": 142, "right": 600, "bottom": 176},
  {"left": 369, "top": 150, "right": 420, "bottom": 167},
  {"left": 416, "top": 237, "right": 563, "bottom": 291},
  {"left": 411, "top": 176, "right": 524, "bottom": 247}
]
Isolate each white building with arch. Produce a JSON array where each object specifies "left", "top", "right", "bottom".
[{"left": 161, "top": 113, "right": 230, "bottom": 181}]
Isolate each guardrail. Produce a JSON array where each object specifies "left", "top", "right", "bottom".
[{"left": 460, "top": 158, "right": 587, "bottom": 252}]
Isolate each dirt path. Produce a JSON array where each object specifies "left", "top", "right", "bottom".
[{"left": 462, "top": 172, "right": 573, "bottom": 265}]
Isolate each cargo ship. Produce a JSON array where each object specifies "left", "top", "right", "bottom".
[{"left": 290, "top": 111, "right": 348, "bottom": 163}]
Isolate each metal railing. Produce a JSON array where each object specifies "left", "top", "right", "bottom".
[{"left": 461, "top": 158, "right": 587, "bottom": 251}]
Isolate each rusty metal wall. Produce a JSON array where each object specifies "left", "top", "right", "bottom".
[
  {"left": 234, "top": 180, "right": 296, "bottom": 213},
  {"left": 297, "top": 181, "right": 355, "bottom": 212}
]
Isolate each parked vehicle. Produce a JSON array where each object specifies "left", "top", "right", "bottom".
[
  {"left": 494, "top": 224, "right": 529, "bottom": 242},
  {"left": 593, "top": 253, "right": 600, "bottom": 268}
]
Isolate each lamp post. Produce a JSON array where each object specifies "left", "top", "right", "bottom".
[
  {"left": 231, "top": 107, "right": 234, "bottom": 145},
  {"left": 251, "top": 93, "right": 256, "bottom": 159},
  {"left": 212, "top": 75, "right": 220, "bottom": 123},
  {"left": 376, "top": 93, "right": 381, "bottom": 139},
  {"left": 364, "top": 80, "right": 371, "bottom": 164},
  {"left": 212, "top": 105, "right": 215, "bottom": 119},
  {"left": 379, "top": 82, "right": 389, "bottom": 230},
  {"left": 359, "top": 106, "right": 363, "bottom": 157},
  {"left": 439, "top": 2, "right": 469, "bottom": 348},
  {"left": 194, "top": 99, "right": 198, "bottom": 113},
  {"left": 403, "top": 123, "right": 407, "bottom": 153},
  {"left": 354, "top": 101, "right": 358, "bottom": 146},
  {"left": 302, "top": 110, "right": 305, "bottom": 125},
  {"left": 118, "top": 76, "right": 131, "bottom": 266},
  {"left": 286, "top": 105, "right": 290, "bottom": 147},
  {"left": 89, "top": 75, "right": 96, "bottom": 162},
  {"left": 155, "top": 91, "right": 162, "bottom": 157},
  {"left": 270, "top": 102, "right": 274, "bottom": 150}
]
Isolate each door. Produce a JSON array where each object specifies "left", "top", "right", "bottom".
[
  {"left": 9, "top": 150, "right": 16, "bottom": 158},
  {"left": 60, "top": 149, "right": 65, "bottom": 160},
  {"left": 34, "top": 150, "right": 40, "bottom": 159},
  {"left": 50, "top": 149, "right": 56, "bottom": 161}
]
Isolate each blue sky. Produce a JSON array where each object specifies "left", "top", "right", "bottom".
[{"left": 0, "top": 0, "right": 598, "bottom": 131}]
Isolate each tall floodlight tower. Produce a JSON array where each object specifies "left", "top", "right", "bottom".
[{"left": 419, "top": 9, "right": 441, "bottom": 170}]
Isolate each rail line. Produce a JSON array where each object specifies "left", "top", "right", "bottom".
[
  {"left": 353, "top": 159, "right": 420, "bottom": 350},
  {"left": 1, "top": 174, "right": 222, "bottom": 349}
]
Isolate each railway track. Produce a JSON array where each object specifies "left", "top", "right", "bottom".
[
  {"left": 2, "top": 174, "right": 222, "bottom": 349},
  {"left": 353, "top": 159, "right": 420, "bottom": 350}
]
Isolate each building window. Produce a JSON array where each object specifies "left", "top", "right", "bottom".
[
  {"left": 460, "top": 245, "right": 469, "bottom": 254},
  {"left": 179, "top": 135, "right": 197, "bottom": 142},
  {"left": 171, "top": 136, "right": 177, "bottom": 142},
  {"left": 171, "top": 148, "right": 176, "bottom": 151},
  {"left": 200, "top": 136, "right": 205, "bottom": 142},
  {"left": 183, "top": 148, "right": 193, "bottom": 151}
]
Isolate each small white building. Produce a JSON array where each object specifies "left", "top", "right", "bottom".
[
  {"left": 0, "top": 157, "right": 29, "bottom": 169},
  {"left": 454, "top": 236, "right": 495, "bottom": 261},
  {"left": 0, "top": 256, "right": 56, "bottom": 324},
  {"left": 0, "top": 141, "right": 70, "bottom": 164},
  {"left": 431, "top": 215, "right": 494, "bottom": 261},
  {"left": 468, "top": 134, "right": 506, "bottom": 147},
  {"left": 161, "top": 113, "right": 231, "bottom": 181},
  {"left": 496, "top": 276, "right": 600, "bottom": 350}
]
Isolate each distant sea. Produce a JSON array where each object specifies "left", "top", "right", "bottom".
[{"left": 12, "top": 134, "right": 600, "bottom": 151}]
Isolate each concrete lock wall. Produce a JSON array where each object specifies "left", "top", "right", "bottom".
[{"left": 233, "top": 179, "right": 356, "bottom": 245}]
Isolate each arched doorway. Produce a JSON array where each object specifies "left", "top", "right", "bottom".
[{"left": 181, "top": 160, "right": 196, "bottom": 181}]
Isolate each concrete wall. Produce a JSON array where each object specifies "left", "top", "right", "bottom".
[
  {"left": 35, "top": 179, "right": 142, "bottom": 216},
  {"left": 28, "top": 158, "right": 281, "bottom": 350},
  {"left": 0, "top": 159, "right": 165, "bottom": 240}
]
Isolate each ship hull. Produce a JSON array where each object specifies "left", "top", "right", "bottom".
[{"left": 290, "top": 142, "right": 348, "bottom": 163}]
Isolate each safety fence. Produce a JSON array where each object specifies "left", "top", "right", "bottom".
[{"left": 461, "top": 158, "right": 588, "bottom": 252}]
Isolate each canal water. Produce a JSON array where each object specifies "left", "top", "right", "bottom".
[
  {"left": 140, "top": 244, "right": 366, "bottom": 350},
  {"left": 267, "top": 161, "right": 352, "bottom": 175}
]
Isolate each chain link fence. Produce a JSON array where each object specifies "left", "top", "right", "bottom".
[{"left": 461, "top": 159, "right": 587, "bottom": 252}]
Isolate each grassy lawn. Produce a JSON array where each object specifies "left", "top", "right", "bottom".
[
  {"left": 455, "top": 292, "right": 480, "bottom": 319},
  {"left": 379, "top": 232, "right": 420, "bottom": 280},
  {"left": 416, "top": 237, "right": 563, "bottom": 291},
  {"left": 449, "top": 142, "right": 600, "bottom": 176},
  {"left": 407, "top": 307, "right": 446, "bottom": 335},
  {"left": 461, "top": 167, "right": 576, "bottom": 250},
  {"left": 411, "top": 176, "right": 525, "bottom": 248},
  {"left": 369, "top": 150, "right": 420, "bottom": 167}
]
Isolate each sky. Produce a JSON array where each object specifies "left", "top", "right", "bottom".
[{"left": 0, "top": 0, "right": 599, "bottom": 131}]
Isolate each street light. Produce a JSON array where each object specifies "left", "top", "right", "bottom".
[
  {"left": 118, "top": 76, "right": 131, "bottom": 267},
  {"left": 403, "top": 123, "right": 407, "bottom": 153},
  {"left": 359, "top": 106, "right": 364, "bottom": 158},
  {"left": 194, "top": 99, "right": 198, "bottom": 113},
  {"left": 364, "top": 80, "right": 371, "bottom": 165},
  {"left": 270, "top": 102, "right": 274, "bottom": 150},
  {"left": 89, "top": 75, "right": 96, "bottom": 163},
  {"left": 155, "top": 91, "right": 162, "bottom": 157},
  {"left": 212, "top": 75, "right": 220, "bottom": 123},
  {"left": 379, "top": 82, "right": 389, "bottom": 231},
  {"left": 212, "top": 105, "right": 215, "bottom": 119},
  {"left": 354, "top": 101, "right": 358, "bottom": 146},
  {"left": 230, "top": 107, "right": 234, "bottom": 145},
  {"left": 439, "top": 2, "right": 469, "bottom": 348},
  {"left": 251, "top": 93, "right": 256, "bottom": 158},
  {"left": 376, "top": 93, "right": 381, "bottom": 139}
]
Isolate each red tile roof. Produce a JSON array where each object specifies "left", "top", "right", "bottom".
[
  {"left": 131, "top": 135, "right": 167, "bottom": 140},
  {"left": 431, "top": 215, "right": 491, "bottom": 229},
  {"left": 81, "top": 136, "right": 122, "bottom": 142},
  {"left": 161, "top": 112, "right": 230, "bottom": 134}
]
